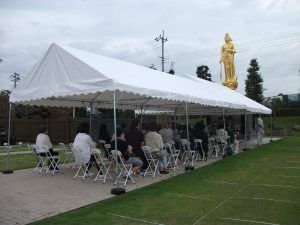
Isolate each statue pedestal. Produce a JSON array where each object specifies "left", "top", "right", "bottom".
[{"left": 223, "top": 81, "right": 238, "bottom": 90}]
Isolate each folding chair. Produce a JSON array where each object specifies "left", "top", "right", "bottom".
[
  {"left": 72, "top": 147, "right": 93, "bottom": 180},
  {"left": 44, "top": 145, "right": 62, "bottom": 175},
  {"left": 209, "top": 137, "right": 222, "bottom": 158},
  {"left": 32, "top": 145, "right": 47, "bottom": 174},
  {"left": 194, "top": 139, "right": 206, "bottom": 162},
  {"left": 208, "top": 138, "right": 215, "bottom": 158},
  {"left": 180, "top": 139, "right": 196, "bottom": 166},
  {"left": 141, "top": 146, "right": 161, "bottom": 178},
  {"left": 104, "top": 144, "right": 113, "bottom": 161},
  {"left": 99, "top": 140, "right": 106, "bottom": 150},
  {"left": 58, "top": 142, "right": 74, "bottom": 166},
  {"left": 111, "top": 150, "right": 135, "bottom": 187},
  {"left": 36, "top": 145, "right": 62, "bottom": 175},
  {"left": 91, "top": 149, "right": 113, "bottom": 184},
  {"left": 164, "top": 142, "right": 180, "bottom": 172}
]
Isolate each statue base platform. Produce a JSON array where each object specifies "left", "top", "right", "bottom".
[{"left": 223, "top": 81, "right": 238, "bottom": 90}]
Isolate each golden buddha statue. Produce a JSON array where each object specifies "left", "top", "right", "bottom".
[{"left": 220, "top": 33, "right": 238, "bottom": 90}]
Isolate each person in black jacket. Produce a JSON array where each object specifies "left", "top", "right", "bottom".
[
  {"left": 193, "top": 121, "right": 208, "bottom": 159},
  {"left": 98, "top": 124, "right": 111, "bottom": 145}
]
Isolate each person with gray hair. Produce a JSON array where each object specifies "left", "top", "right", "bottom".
[{"left": 159, "top": 122, "right": 174, "bottom": 144}]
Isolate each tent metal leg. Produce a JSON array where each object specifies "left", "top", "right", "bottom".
[
  {"left": 111, "top": 91, "right": 125, "bottom": 195},
  {"left": 184, "top": 101, "right": 194, "bottom": 171},
  {"left": 270, "top": 113, "right": 273, "bottom": 142},
  {"left": 3, "top": 103, "right": 13, "bottom": 174}
]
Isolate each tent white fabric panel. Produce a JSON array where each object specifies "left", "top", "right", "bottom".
[{"left": 10, "top": 43, "right": 271, "bottom": 115}]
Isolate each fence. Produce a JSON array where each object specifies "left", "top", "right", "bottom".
[
  {"left": 0, "top": 118, "right": 81, "bottom": 144},
  {"left": 0, "top": 117, "right": 131, "bottom": 145}
]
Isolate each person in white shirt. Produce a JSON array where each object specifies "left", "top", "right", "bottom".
[
  {"left": 144, "top": 122, "right": 169, "bottom": 174},
  {"left": 73, "top": 123, "right": 100, "bottom": 173},
  {"left": 35, "top": 125, "right": 59, "bottom": 169},
  {"left": 159, "top": 123, "right": 174, "bottom": 143}
]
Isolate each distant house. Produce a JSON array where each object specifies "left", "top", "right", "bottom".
[{"left": 282, "top": 93, "right": 300, "bottom": 105}]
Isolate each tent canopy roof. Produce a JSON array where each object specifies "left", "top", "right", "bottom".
[{"left": 10, "top": 43, "right": 271, "bottom": 115}]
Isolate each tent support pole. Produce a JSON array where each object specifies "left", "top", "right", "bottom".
[
  {"left": 222, "top": 108, "right": 226, "bottom": 130},
  {"left": 73, "top": 107, "right": 76, "bottom": 137},
  {"left": 222, "top": 108, "right": 226, "bottom": 156},
  {"left": 8, "top": 103, "right": 11, "bottom": 147},
  {"left": 185, "top": 101, "right": 189, "bottom": 143},
  {"left": 244, "top": 110, "right": 249, "bottom": 150},
  {"left": 140, "top": 105, "right": 143, "bottom": 131},
  {"left": 113, "top": 92, "right": 117, "bottom": 157},
  {"left": 3, "top": 103, "right": 13, "bottom": 174},
  {"left": 174, "top": 108, "right": 177, "bottom": 132},
  {"left": 89, "top": 103, "right": 92, "bottom": 134},
  {"left": 111, "top": 91, "right": 125, "bottom": 195},
  {"left": 270, "top": 113, "right": 273, "bottom": 143},
  {"left": 185, "top": 100, "right": 194, "bottom": 171}
]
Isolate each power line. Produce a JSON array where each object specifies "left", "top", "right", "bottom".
[
  {"left": 115, "top": 44, "right": 161, "bottom": 60},
  {"left": 111, "top": 33, "right": 299, "bottom": 66},
  {"left": 170, "top": 38, "right": 300, "bottom": 61},
  {"left": 168, "top": 38, "right": 300, "bottom": 62},
  {"left": 167, "top": 33, "right": 300, "bottom": 58}
]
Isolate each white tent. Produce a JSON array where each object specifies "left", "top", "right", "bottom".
[{"left": 10, "top": 43, "right": 271, "bottom": 115}]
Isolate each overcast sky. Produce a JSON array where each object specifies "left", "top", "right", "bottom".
[{"left": 0, "top": 0, "right": 299, "bottom": 97}]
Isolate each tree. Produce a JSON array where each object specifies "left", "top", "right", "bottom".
[
  {"left": 168, "top": 69, "right": 175, "bottom": 75},
  {"left": 245, "top": 59, "right": 264, "bottom": 103},
  {"left": 196, "top": 65, "right": 212, "bottom": 81},
  {"left": 269, "top": 98, "right": 282, "bottom": 118}
]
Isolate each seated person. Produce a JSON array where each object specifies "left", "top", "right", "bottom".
[
  {"left": 193, "top": 121, "right": 208, "bottom": 159},
  {"left": 98, "top": 123, "right": 111, "bottom": 146},
  {"left": 35, "top": 125, "right": 59, "bottom": 169},
  {"left": 226, "top": 125, "right": 235, "bottom": 144},
  {"left": 144, "top": 122, "right": 169, "bottom": 174},
  {"left": 73, "top": 123, "right": 100, "bottom": 174},
  {"left": 111, "top": 127, "right": 143, "bottom": 174},
  {"left": 111, "top": 123, "right": 126, "bottom": 142},
  {"left": 125, "top": 119, "right": 148, "bottom": 171},
  {"left": 159, "top": 122, "right": 174, "bottom": 144}
]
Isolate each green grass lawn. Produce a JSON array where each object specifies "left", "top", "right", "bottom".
[
  {"left": 263, "top": 115, "right": 300, "bottom": 136},
  {"left": 0, "top": 144, "right": 31, "bottom": 152},
  {"left": 0, "top": 148, "right": 72, "bottom": 171},
  {"left": 30, "top": 136, "right": 300, "bottom": 225}
]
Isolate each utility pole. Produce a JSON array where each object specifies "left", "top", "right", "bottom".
[
  {"left": 10, "top": 72, "right": 21, "bottom": 88},
  {"left": 155, "top": 30, "right": 168, "bottom": 72}
]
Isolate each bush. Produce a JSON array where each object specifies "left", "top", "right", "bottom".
[{"left": 277, "top": 106, "right": 300, "bottom": 116}]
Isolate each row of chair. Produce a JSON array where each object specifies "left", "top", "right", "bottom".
[{"left": 31, "top": 137, "right": 226, "bottom": 188}]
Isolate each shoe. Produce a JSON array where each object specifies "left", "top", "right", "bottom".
[
  {"left": 138, "top": 172, "right": 145, "bottom": 177},
  {"left": 159, "top": 170, "right": 169, "bottom": 174},
  {"left": 134, "top": 171, "right": 145, "bottom": 177},
  {"left": 86, "top": 171, "right": 94, "bottom": 176},
  {"left": 122, "top": 171, "right": 132, "bottom": 178}
]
